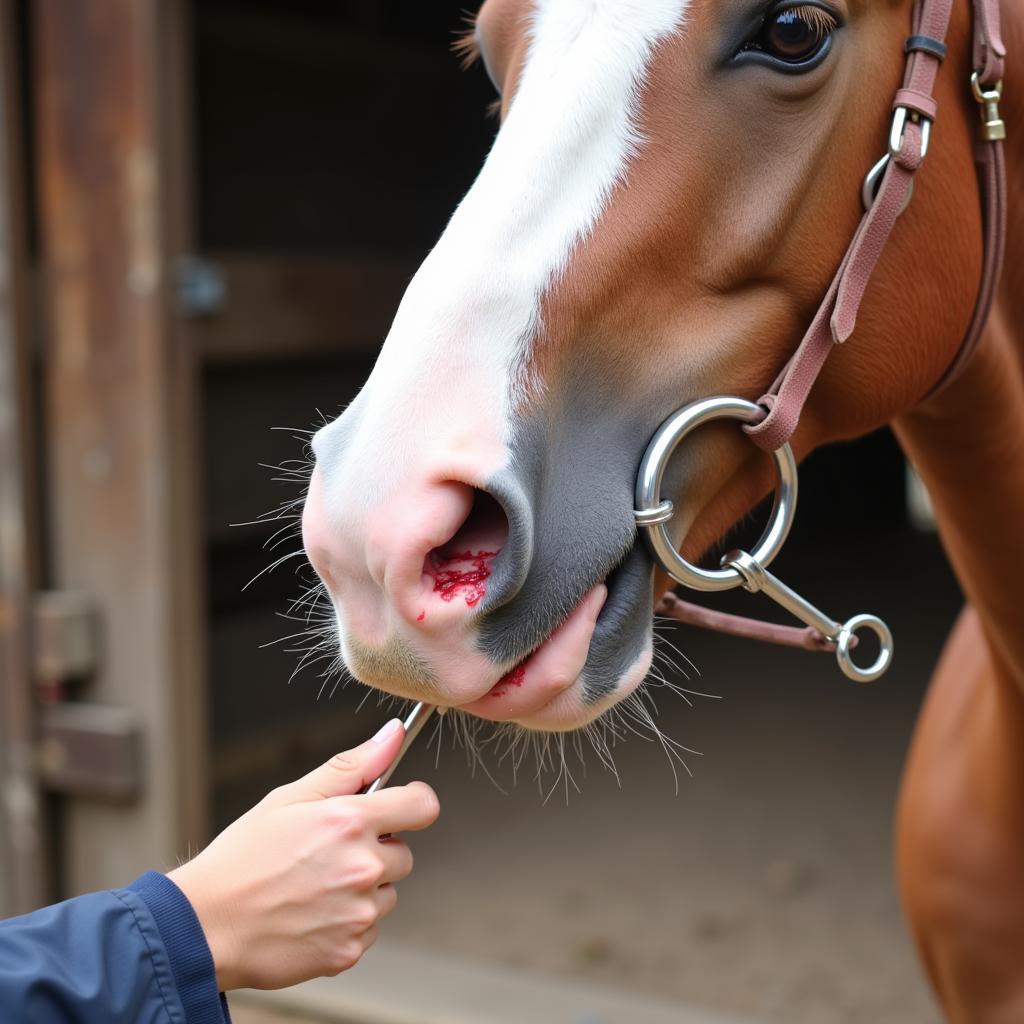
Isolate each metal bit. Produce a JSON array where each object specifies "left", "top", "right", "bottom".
[{"left": 721, "top": 549, "right": 894, "bottom": 683}]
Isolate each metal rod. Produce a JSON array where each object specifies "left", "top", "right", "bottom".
[
  {"left": 363, "top": 702, "right": 438, "bottom": 794},
  {"left": 723, "top": 549, "right": 841, "bottom": 639}
]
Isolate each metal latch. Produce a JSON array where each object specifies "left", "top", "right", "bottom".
[
  {"left": 33, "top": 592, "right": 142, "bottom": 800},
  {"left": 34, "top": 591, "right": 99, "bottom": 695},
  {"left": 37, "top": 703, "right": 142, "bottom": 800}
]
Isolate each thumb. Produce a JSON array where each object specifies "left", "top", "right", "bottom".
[{"left": 285, "top": 719, "right": 406, "bottom": 801}]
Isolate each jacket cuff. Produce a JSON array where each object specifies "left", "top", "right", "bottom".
[{"left": 127, "top": 871, "right": 230, "bottom": 1024}]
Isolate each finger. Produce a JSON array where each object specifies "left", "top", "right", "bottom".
[
  {"left": 377, "top": 839, "right": 414, "bottom": 884},
  {"left": 374, "top": 883, "right": 398, "bottom": 920},
  {"left": 286, "top": 720, "right": 406, "bottom": 801},
  {"left": 360, "top": 782, "right": 440, "bottom": 835},
  {"left": 360, "top": 925, "right": 379, "bottom": 953}
]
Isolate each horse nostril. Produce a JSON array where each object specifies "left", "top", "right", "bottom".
[{"left": 423, "top": 489, "right": 510, "bottom": 611}]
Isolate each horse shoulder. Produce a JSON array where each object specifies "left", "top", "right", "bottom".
[{"left": 897, "top": 606, "right": 1024, "bottom": 1023}]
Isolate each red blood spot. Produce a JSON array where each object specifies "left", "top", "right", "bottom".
[
  {"left": 428, "top": 550, "right": 497, "bottom": 608},
  {"left": 490, "top": 663, "right": 527, "bottom": 698},
  {"left": 416, "top": 610, "right": 426, "bottom": 622}
]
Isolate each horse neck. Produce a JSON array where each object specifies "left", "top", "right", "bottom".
[
  {"left": 895, "top": 311, "right": 1024, "bottom": 680},
  {"left": 893, "top": 42, "right": 1024, "bottom": 688}
]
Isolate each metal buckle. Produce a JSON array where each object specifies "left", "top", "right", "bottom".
[
  {"left": 889, "top": 105, "right": 932, "bottom": 161},
  {"left": 970, "top": 72, "right": 1006, "bottom": 142},
  {"left": 861, "top": 154, "right": 914, "bottom": 215},
  {"left": 861, "top": 101, "right": 932, "bottom": 213}
]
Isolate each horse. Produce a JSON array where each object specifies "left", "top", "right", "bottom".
[{"left": 301, "top": 0, "right": 1022, "bottom": 1018}]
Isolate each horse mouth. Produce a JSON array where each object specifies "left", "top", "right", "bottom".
[{"left": 455, "top": 581, "right": 609, "bottom": 723}]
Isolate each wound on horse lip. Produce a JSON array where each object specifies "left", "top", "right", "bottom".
[
  {"left": 429, "top": 550, "right": 497, "bottom": 607},
  {"left": 489, "top": 663, "right": 527, "bottom": 698}
]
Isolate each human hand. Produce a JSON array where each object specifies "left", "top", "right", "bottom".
[{"left": 168, "top": 719, "right": 439, "bottom": 991}]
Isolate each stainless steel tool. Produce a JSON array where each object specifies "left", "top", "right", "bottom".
[{"left": 363, "top": 701, "right": 440, "bottom": 794}]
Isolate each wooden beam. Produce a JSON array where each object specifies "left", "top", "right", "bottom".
[
  {"left": 0, "top": 0, "right": 47, "bottom": 916},
  {"left": 194, "top": 254, "right": 416, "bottom": 364},
  {"left": 33, "top": 0, "right": 208, "bottom": 894}
]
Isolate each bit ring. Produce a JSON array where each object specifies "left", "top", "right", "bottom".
[
  {"left": 634, "top": 396, "right": 798, "bottom": 593},
  {"left": 836, "top": 615, "right": 894, "bottom": 683}
]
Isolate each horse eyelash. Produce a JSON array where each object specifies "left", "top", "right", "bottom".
[
  {"left": 452, "top": 20, "right": 481, "bottom": 71},
  {"left": 453, "top": 15, "right": 503, "bottom": 121},
  {"left": 780, "top": 4, "right": 838, "bottom": 38}
]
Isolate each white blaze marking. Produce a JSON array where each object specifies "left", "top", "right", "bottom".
[{"left": 316, "top": 0, "right": 687, "bottom": 510}]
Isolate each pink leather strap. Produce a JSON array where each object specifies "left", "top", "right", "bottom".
[
  {"left": 926, "top": 129, "right": 1007, "bottom": 397},
  {"left": 655, "top": 592, "right": 857, "bottom": 653},
  {"left": 742, "top": 153, "right": 919, "bottom": 451},
  {"left": 973, "top": 0, "right": 1006, "bottom": 85},
  {"left": 894, "top": 87, "right": 939, "bottom": 120}
]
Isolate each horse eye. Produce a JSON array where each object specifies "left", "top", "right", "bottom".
[{"left": 755, "top": 4, "right": 837, "bottom": 65}]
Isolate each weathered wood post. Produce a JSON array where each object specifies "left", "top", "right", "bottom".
[{"left": 32, "top": 0, "right": 208, "bottom": 895}]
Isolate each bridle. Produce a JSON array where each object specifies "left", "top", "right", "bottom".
[{"left": 634, "top": 0, "right": 1007, "bottom": 683}]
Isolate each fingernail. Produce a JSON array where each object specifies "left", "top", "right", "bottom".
[{"left": 371, "top": 718, "right": 403, "bottom": 744}]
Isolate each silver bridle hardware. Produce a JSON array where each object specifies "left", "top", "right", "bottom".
[
  {"left": 634, "top": 397, "right": 797, "bottom": 592},
  {"left": 633, "top": 499, "right": 675, "bottom": 527},
  {"left": 862, "top": 153, "right": 914, "bottom": 215},
  {"left": 861, "top": 101, "right": 934, "bottom": 216},
  {"left": 889, "top": 103, "right": 932, "bottom": 160},
  {"left": 721, "top": 550, "right": 894, "bottom": 683},
  {"left": 970, "top": 72, "right": 1006, "bottom": 142},
  {"left": 633, "top": 396, "right": 895, "bottom": 684}
]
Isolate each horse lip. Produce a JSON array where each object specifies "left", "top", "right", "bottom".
[
  {"left": 456, "top": 577, "right": 606, "bottom": 712},
  {"left": 480, "top": 568, "right": 613, "bottom": 670}
]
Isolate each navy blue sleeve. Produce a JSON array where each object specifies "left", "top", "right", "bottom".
[{"left": 0, "top": 872, "right": 229, "bottom": 1023}]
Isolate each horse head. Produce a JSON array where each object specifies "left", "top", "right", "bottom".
[{"left": 303, "top": 0, "right": 986, "bottom": 731}]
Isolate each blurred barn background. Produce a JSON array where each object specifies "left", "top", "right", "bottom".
[{"left": 0, "top": 2, "right": 956, "bottom": 1022}]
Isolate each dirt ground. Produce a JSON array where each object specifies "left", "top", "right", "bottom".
[
  {"left": 367, "top": 527, "right": 953, "bottom": 1024},
  {"left": 232, "top": 1008, "right": 324, "bottom": 1024}
]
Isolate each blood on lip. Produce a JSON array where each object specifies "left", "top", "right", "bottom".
[
  {"left": 490, "top": 663, "right": 526, "bottom": 698},
  {"left": 428, "top": 549, "right": 497, "bottom": 607}
]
